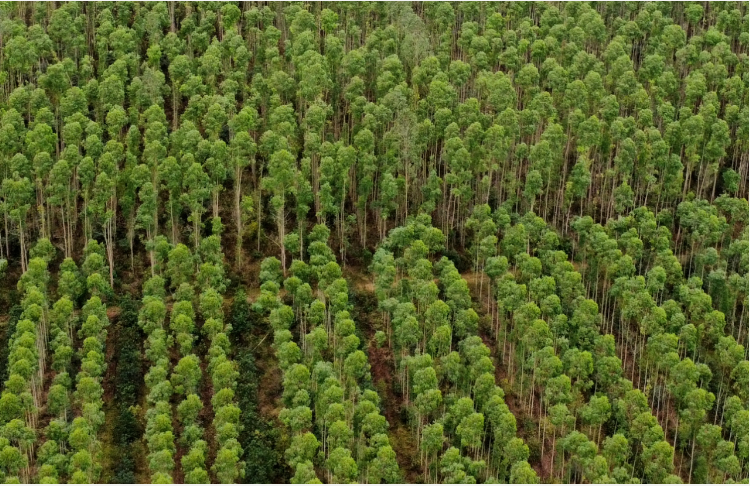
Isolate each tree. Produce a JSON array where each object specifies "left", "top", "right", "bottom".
[
  {"left": 167, "top": 244, "right": 193, "bottom": 289},
  {"left": 420, "top": 422, "right": 444, "bottom": 482},
  {"left": 2, "top": 174, "right": 33, "bottom": 272},
  {"left": 680, "top": 387, "right": 716, "bottom": 483},
  {"left": 262, "top": 150, "right": 296, "bottom": 273},
  {"left": 228, "top": 107, "right": 258, "bottom": 267},
  {"left": 579, "top": 395, "right": 610, "bottom": 442},
  {"left": 510, "top": 461, "right": 538, "bottom": 484},
  {"left": 286, "top": 432, "right": 318, "bottom": 469},
  {"left": 181, "top": 161, "right": 210, "bottom": 250},
  {"left": 369, "top": 445, "right": 401, "bottom": 484},
  {"left": 213, "top": 443, "right": 244, "bottom": 483},
  {"left": 327, "top": 447, "right": 358, "bottom": 483},
  {"left": 172, "top": 356, "right": 201, "bottom": 395},
  {"left": 641, "top": 440, "right": 674, "bottom": 483},
  {"left": 291, "top": 461, "right": 320, "bottom": 484},
  {"left": 456, "top": 412, "right": 484, "bottom": 458}
]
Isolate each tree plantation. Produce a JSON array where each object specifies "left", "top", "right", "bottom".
[{"left": 0, "top": 1, "right": 747, "bottom": 484}]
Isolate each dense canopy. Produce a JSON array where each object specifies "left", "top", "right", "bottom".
[{"left": 0, "top": 1, "right": 747, "bottom": 484}]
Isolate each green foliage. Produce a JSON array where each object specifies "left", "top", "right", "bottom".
[
  {"left": 0, "top": 3, "right": 747, "bottom": 484},
  {"left": 110, "top": 297, "right": 142, "bottom": 484}
]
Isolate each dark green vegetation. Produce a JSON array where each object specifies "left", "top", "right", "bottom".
[
  {"left": 0, "top": 305, "right": 21, "bottom": 387},
  {"left": 0, "top": 1, "right": 747, "bottom": 484},
  {"left": 230, "top": 289, "right": 284, "bottom": 484},
  {"left": 108, "top": 298, "right": 144, "bottom": 484}
]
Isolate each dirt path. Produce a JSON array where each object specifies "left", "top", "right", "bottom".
[
  {"left": 198, "top": 355, "right": 216, "bottom": 483},
  {"left": 254, "top": 333, "right": 283, "bottom": 420},
  {"left": 100, "top": 305, "right": 149, "bottom": 483},
  {"left": 464, "top": 269, "right": 694, "bottom": 482},
  {"left": 367, "top": 339, "right": 421, "bottom": 482},
  {"left": 347, "top": 267, "right": 422, "bottom": 482},
  {"left": 462, "top": 271, "right": 552, "bottom": 480},
  {"left": 610, "top": 313, "right": 691, "bottom": 481},
  {"left": 99, "top": 310, "right": 121, "bottom": 482}
]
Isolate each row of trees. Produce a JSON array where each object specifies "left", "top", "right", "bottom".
[
  {"left": 168, "top": 241, "right": 209, "bottom": 484},
  {"left": 0, "top": 238, "right": 112, "bottom": 483},
  {"left": 567, "top": 203, "right": 748, "bottom": 482},
  {"left": 138, "top": 263, "right": 175, "bottom": 482},
  {"left": 136, "top": 218, "right": 244, "bottom": 482},
  {"left": 451, "top": 195, "right": 748, "bottom": 483},
  {"left": 196, "top": 227, "right": 245, "bottom": 483},
  {"left": 257, "top": 223, "right": 401, "bottom": 483},
  {"left": 370, "top": 214, "right": 538, "bottom": 483},
  {"left": 0, "top": 241, "right": 51, "bottom": 482},
  {"left": 475, "top": 210, "right": 679, "bottom": 483},
  {"left": 34, "top": 261, "right": 76, "bottom": 483},
  {"left": 0, "top": 2, "right": 746, "bottom": 483},
  {"left": 64, "top": 242, "right": 112, "bottom": 482}
]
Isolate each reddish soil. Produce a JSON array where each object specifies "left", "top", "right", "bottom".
[
  {"left": 255, "top": 338, "right": 283, "bottom": 420},
  {"left": 463, "top": 271, "right": 553, "bottom": 480},
  {"left": 105, "top": 305, "right": 121, "bottom": 321},
  {"left": 465, "top": 269, "right": 692, "bottom": 482},
  {"left": 367, "top": 339, "right": 421, "bottom": 483},
  {"left": 611, "top": 318, "right": 690, "bottom": 481},
  {"left": 347, "top": 265, "right": 422, "bottom": 482},
  {"left": 198, "top": 355, "right": 216, "bottom": 483}
]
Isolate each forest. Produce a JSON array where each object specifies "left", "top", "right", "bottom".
[{"left": 0, "top": 1, "right": 747, "bottom": 484}]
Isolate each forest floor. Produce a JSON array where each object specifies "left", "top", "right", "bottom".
[
  {"left": 461, "top": 271, "right": 552, "bottom": 480},
  {"left": 6, "top": 235, "right": 694, "bottom": 483},
  {"left": 99, "top": 308, "right": 121, "bottom": 482},
  {"left": 250, "top": 314, "right": 292, "bottom": 483},
  {"left": 99, "top": 307, "right": 151, "bottom": 484},
  {"left": 254, "top": 328, "right": 284, "bottom": 425},
  {"left": 462, "top": 270, "right": 692, "bottom": 483},
  {"left": 608, "top": 313, "right": 691, "bottom": 482},
  {"left": 345, "top": 266, "right": 423, "bottom": 483}
]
